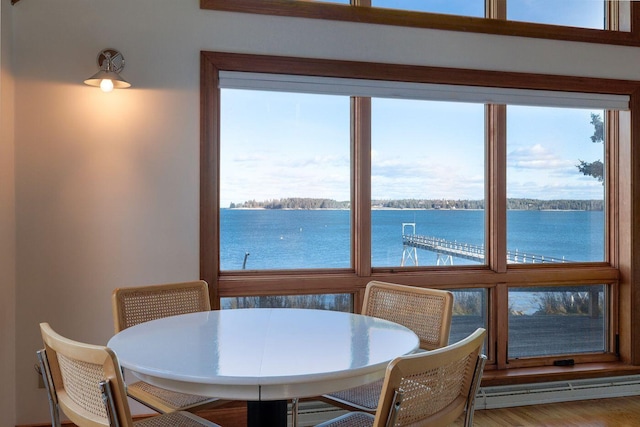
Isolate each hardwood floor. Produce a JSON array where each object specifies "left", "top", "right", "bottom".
[
  {"left": 38, "top": 396, "right": 640, "bottom": 426},
  {"left": 197, "top": 396, "right": 640, "bottom": 426},
  {"left": 453, "top": 395, "right": 640, "bottom": 427},
  {"left": 195, "top": 396, "right": 640, "bottom": 426}
]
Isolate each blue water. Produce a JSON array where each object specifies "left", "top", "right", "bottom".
[{"left": 220, "top": 209, "right": 604, "bottom": 270}]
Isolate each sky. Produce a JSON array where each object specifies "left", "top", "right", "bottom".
[
  {"left": 219, "top": 1, "right": 608, "bottom": 207},
  {"left": 327, "top": 0, "right": 605, "bottom": 29}
]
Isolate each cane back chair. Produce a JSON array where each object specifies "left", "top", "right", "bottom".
[
  {"left": 317, "top": 328, "right": 487, "bottom": 427},
  {"left": 320, "top": 280, "right": 454, "bottom": 413},
  {"left": 111, "top": 280, "right": 222, "bottom": 414},
  {"left": 39, "top": 322, "right": 220, "bottom": 427}
]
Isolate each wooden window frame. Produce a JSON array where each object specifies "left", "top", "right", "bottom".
[
  {"left": 201, "top": 51, "right": 640, "bottom": 384},
  {"left": 200, "top": 0, "right": 640, "bottom": 46}
]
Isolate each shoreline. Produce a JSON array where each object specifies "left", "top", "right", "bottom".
[{"left": 222, "top": 207, "right": 599, "bottom": 211}]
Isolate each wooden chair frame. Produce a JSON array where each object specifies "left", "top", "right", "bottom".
[
  {"left": 112, "top": 280, "right": 211, "bottom": 333},
  {"left": 39, "top": 322, "right": 220, "bottom": 427},
  {"left": 362, "top": 281, "right": 454, "bottom": 350},
  {"left": 320, "top": 280, "right": 454, "bottom": 413},
  {"left": 317, "top": 328, "right": 487, "bottom": 427},
  {"left": 40, "top": 322, "right": 135, "bottom": 427},
  {"left": 111, "top": 280, "right": 222, "bottom": 414}
]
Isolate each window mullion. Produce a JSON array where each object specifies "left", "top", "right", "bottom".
[
  {"left": 632, "top": 2, "right": 640, "bottom": 36},
  {"left": 486, "top": 0, "right": 506, "bottom": 20},
  {"left": 494, "top": 282, "right": 509, "bottom": 369},
  {"left": 488, "top": 104, "right": 507, "bottom": 369},
  {"left": 352, "top": 97, "right": 372, "bottom": 277},
  {"left": 486, "top": 104, "right": 507, "bottom": 273}
]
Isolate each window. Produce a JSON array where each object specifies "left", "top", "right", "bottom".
[
  {"left": 507, "top": 0, "right": 605, "bottom": 29},
  {"left": 451, "top": 288, "right": 488, "bottom": 345},
  {"left": 219, "top": 90, "right": 351, "bottom": 271},
  {"left": 507, "top": 106, "right": 606, "bottom": 264},
  {"left": 202, "top": 52, "right": 634, "bottom": 379},
  {"left": 371, "top": 0, "right": 484, "bottom": 17},
  {"left": 508, "top": 285, "right": 606, "bottom": 358},
  {"left": 201, "top": 1, "right": 637, "bottom": 46},
  {"left": 371, "top": 99, "right": 485, "bottom": 267}
]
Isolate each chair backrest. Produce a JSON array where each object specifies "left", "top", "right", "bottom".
[
  {"left": 39, "top": 322, "right": 134, "bottom": 427},
  {"left": 373, "top": 328, "right": 487, "bottom": 427},
  {"left": 362, "top": 281, "right": 454, "bottom": 351},
  {"left": 111, "top": 280, "right": 211, "bottom": 333}
]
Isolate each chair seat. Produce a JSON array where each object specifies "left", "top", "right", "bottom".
[
  {"left": 134, "top": 410, "right": 220, "bottom": 426},
  {"left": 316, "top": 412, "right": 375, "bottom": 427},
  {"left": 128, "top": 381, "right": 220, "bottom": 413},
  {"left": 323, "top": 378, "right": 383, "bottom": 412}
]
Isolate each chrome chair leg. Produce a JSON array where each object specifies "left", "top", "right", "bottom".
[
  {"left": 291, "top": 398, "right": 299, "bottom": 427},
  {"left": 37, "top": 349, "right": 61, "bottom": 427}
]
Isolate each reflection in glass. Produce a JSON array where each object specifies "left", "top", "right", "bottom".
[
  {"left": 508, "top": 285, "right": 606, "bottom": 358},
  {"left": 450, "top": 289, "right": 487, "bottom": 344},
  {"left": 221, "top": 293, "right": 353, "bottom": 312}
]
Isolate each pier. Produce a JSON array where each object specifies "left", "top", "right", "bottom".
[{"left": 400, "top": 223, "right": 570, "bottom": 266}]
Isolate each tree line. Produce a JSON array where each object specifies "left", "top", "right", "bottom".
[
  {"left": 229, "top": 198, "right": 603, "bottom": 211},
  {"left": 230, "top": 198, "right": 350, "bottom": 209}
]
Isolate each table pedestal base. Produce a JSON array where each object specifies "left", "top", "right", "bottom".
[{"left": 247, "top": 400, "right": 288, "bottom": 427}]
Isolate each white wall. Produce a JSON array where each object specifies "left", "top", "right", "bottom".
[
  {"left": 9, "top": 0, "right": 640, "bottom": 423},
  {"left": 0, "top": 0, "right": 16, "bottom": 426}
]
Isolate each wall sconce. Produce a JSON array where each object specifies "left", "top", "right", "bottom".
[{"left": 84, "top": 49, "right": 131, "bottom": 92}]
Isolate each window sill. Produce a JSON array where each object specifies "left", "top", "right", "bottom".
[{"left": 482, "top": 362, "right": 640, "bottom": 387}]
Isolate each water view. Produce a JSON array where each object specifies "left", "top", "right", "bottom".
[
  {"left": 218, "top": 78, "right": 609, "bottom": 359},
  {"left": 220, "top": 208, "right": 603, "bottom": 270},
  {"left": 220, "top": 208, "right": 606, "bottom": 357}
]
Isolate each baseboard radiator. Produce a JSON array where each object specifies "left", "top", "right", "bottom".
[
  {"left": 475, "top": 375, "right": 640, "bottom": 410},
  {"left": 293, "top": 402, "right": 348, "bottom": 427},
  {"left": 295, "top": 375, "right": 640, "bottom": 426}
]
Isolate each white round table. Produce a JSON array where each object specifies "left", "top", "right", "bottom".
[{"left": 108, "top": 308, "right": 419, "bottom": 426}]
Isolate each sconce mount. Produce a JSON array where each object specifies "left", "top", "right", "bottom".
[
  {"left": 96, "top": 49, "right": 125, "bottom": 74},
  {"left": 84, "top": 48, "right": 131, "bottom": 92}
]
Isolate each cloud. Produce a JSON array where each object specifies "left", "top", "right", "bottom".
[
  {"left": 231, "top": 152, "right": 269, "bottom": 164},
  {"left": 508, "top": 144, "right": 574, "bottom": 171},
  {"left": 286, "top": 154, "right": 349, "bottom": 168},
  {"left": 371, "top": 156, "right": 485, "bottom": 200},
  {"left": 507, "top": 179, "right": 603, "bottom": 200},
  {"left": 222, "top": 140, "right": 599, "bottom": 206},
  {"left": 221, "top": 152, "right": 351, "bottom": 205}
]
